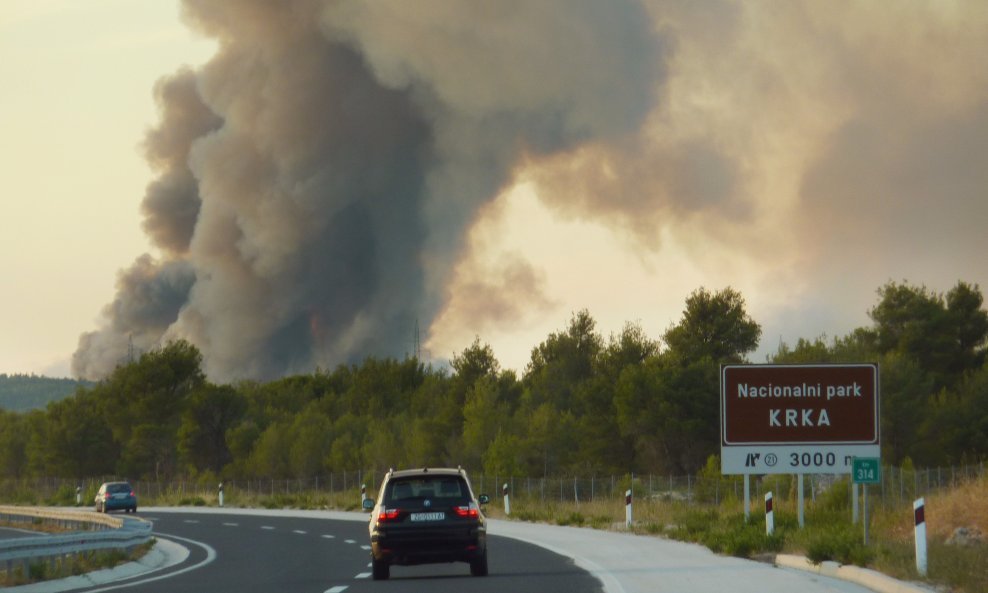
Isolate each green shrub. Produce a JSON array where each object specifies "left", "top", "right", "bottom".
[
  {"left": 555, "top": 512, "right": 585, "bottom": 526},
  {"left": 805, "top": 527, "right": 873, "bottom": 565}
]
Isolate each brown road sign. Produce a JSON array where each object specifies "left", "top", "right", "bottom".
[{"left": 720, "top": 364, "right": 880, "bottom": 474}]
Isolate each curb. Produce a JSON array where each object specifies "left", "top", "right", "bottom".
[
  {"left": 5, "top": 538, "right": 188, "bottom": 592},
  {"left": 774, "top": 554, "right": 937, "bottom": 593}
]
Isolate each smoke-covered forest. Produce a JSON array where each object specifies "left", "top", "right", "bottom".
[{"left": 1, "top": 281, "right": 985, "bottom": 483}]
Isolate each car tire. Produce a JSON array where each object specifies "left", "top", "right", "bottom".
[
  {"left": 371, "top": 557, "right": 390, "bottom": 581},
  {"left": 470, "top": 549, "right": 488, "bottom": 577}
]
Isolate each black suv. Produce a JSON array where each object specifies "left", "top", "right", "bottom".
[{"left": 362, "top": 467, "right": 490, "bottom": 580}]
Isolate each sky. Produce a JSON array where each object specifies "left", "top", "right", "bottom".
[{"left": 2, "top": 1, "right": 987, "bottom": 381}]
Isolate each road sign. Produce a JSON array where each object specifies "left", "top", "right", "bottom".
[
  {"left": 852, "top": 457, "right": 881, "bottom": 484},
  {"left": 721, "top": 364, "right": 880, "bottom": 474}
]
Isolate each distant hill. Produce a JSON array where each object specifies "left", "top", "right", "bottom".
[{"left": 0, "top": 374, "right": 93, "bottom": 412}]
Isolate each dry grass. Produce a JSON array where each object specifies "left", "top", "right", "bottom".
[{"left": 925, "top": 474, "right": 986, "bottom": 541}]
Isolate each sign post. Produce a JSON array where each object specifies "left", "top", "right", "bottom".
[{"left": 852, "top": 457, "right": 881, "bottom": 545}]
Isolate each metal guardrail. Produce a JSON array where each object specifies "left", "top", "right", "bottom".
[{"left": 0, "top": 506, "right": 152, "bottom": 574}]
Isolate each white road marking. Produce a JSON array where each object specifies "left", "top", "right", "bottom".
[
  {"left": 183, "top": 520, "right": 199, "bottom": 524},
  {"left": 325, "top": 587, "right": 348, "bottom": 593},
  {"left": 355, "top": 572, "right": 371, "bottom": 579},
  {"left": 360, "top": 545, "right": 371, "bottom": 550},
  {"left": 344, "top": 539, "right": 356, "bottom": 544},
  {"left": 82, "top": 533, "right": 217, "bottom": 592},
  {"left": 261, "top": 525, "right": 275, "bottom": 530},
  {"left": 322, "top": 534, "right": 336, "bottom": 539},
  {"left": 294, "top": 529, "right": 308, "bottom": 534},
  {"left": 223, "top": 522, "right": 238, "bottom": 527}
]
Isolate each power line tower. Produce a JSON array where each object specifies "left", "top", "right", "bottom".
[{"left": 413, "top": 318, "right": 421, "bottom": 360}]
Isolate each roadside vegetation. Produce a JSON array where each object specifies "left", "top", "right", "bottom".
[{"left": 0, "top": 540, "right": 154, "bottom": 588}]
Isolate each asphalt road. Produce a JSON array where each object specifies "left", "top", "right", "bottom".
[{"left": 68, "top": 510, "right": 602, "bottom": 593}]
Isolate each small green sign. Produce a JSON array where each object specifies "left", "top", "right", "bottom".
[{"left": 852, "top": 457, "right": 881, "bottom": 484}]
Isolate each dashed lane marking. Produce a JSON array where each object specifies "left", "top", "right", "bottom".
[
  {"left": 261, "top": 526, "right": 275, "bottom": 530},
  {"left": 223, "top": 522, "right": 238, "bottom": 527},
  {"left": 344, "top": 539, "right": 356, "bottom": 544},
  {"left": 325, "top": 587, "right": 348, "bottom": 593},
  {"left": 355, "top": 572, "right": 371, "bottom": 579},
  {"left": 293, "top": 530, "right": 308, "bottom": 534},
  {"left": 322, "top": 534, "right": 336, "bottom": 539}
]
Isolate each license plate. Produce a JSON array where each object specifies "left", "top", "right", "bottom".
[{"left": 410, "top": 512, "right": 445, "bottom": 522}]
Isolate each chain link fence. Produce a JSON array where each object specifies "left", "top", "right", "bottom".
[{"left": 1, "top": 462, "right": 983, "bottom": 509}]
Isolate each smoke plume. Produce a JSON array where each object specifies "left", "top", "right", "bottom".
[
  {"left": 77, "top": 1, "right": 987, "bottom": 379},
  {"left": 73, "top": 0, "right": 661, "bottom": 380}
]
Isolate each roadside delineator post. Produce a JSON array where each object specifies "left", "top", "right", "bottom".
[
  {"left": 503, "top": 483, "right": 511, "bottom": 516},
  {"left": 361, "top": 483, "right": 367, "bottom": 506},
  {"left": 76, "top": 486, "right": 82, "bottom": 506},
  {"left": 914, "top": 498, "right": 927, "bottom": 577},
  {"left": 625, "top": 489, "right": 633, "bottom": 528},
  {"left": 765, "top": 491, "right": 774, "bottom": 535},
  {"left": 219, "top": 482, "right": 224, "bottom": 507}
]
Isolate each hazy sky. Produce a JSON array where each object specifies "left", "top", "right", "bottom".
[{"left": 3, "top": 1, "right": 987, "bottom": 379}]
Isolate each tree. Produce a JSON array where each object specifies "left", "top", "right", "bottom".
[
  {"left": 870, "top": 281, "right": 988, "bottom": 389},
  {"left": 177, "top": 384, "right": 247, "bottom": 474},
  {"left": 41, "top": 392, "right": 116, "bottom": 478},
  {"left": 524, "top": 309, "right": 603, "bottom": 412},
  {"left": 614, "top": 356, "right": 719, "bottom": 474},
  {"left": 0, "top": 410, "right": 32, "bottom": 477},
  {"left": 98, "top": 340, "right": 206, "bottom": 478},
  {"left": 663, "top": 287, "right": 761, "bottom": 364}
]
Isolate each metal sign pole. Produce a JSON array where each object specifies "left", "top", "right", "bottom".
[
  {"left": 744, "top": 475, "right": 750, "bottom": 522},
  {"left": 798, "top": 473, "right": 805, "bottom": 528},
  {"left": 863, "top": 484, "right": 869, "bottom": 545}
]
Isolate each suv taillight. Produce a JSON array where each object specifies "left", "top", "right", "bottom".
[
  {"left": 378, "top": 508, "right": 400, "bottom": 522},
  {"left": 453, "top": 505, "right": 478, "bottom": 519}
]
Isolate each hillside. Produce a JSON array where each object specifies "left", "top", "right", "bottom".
[{"left": 0, "top": 374, "right": 92, "bottom": 412}]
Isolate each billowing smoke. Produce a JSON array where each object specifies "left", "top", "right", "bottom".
[{"left": 73, "top": 0, "right": 662, "bottom": 380}]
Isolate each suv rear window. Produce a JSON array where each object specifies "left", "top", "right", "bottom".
[{"left": 385, "top": 476, "right": 468, "bottom": 504}]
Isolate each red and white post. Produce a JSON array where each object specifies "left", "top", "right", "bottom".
[
  {"left": 361, "top": 483, "right": 367, "bottom": 506},
  {"left": 502, "top": 483, "right": 511, "bottom": 516},
  {"left": 914, "top": 498, "right": 927, "bottom": 577},
  {"left": 625, "top": 489, "right": 633, "bottom": 528},
  {"left": 765, "top": 491, "right": 774, "bottom": 535}
]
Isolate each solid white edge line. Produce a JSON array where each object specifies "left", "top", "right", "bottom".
[{"left": 81, "top": 533, "right": 217, "bottom": 592}]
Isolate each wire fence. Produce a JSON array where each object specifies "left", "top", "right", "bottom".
[{"left": 1, "top": 462, "right": 983, "bottom": 510}]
